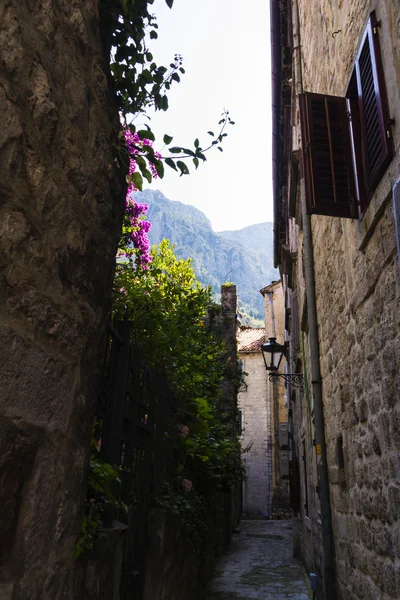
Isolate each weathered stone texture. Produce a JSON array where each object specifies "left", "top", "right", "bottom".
[
  {"left": 0, "top": 1, "right": 125, "bottom": 597},
  {"left": 261, "top": 281, "right": 291, "bottom": 516},
  {"left": 294, "top": 1, "right": 400, "bottom": 598},
  {"left": 216, "top": 284, "right": 238, "bottom": 412},
  {"left": 238, "top": 352, "right": 270, "bottom": 517}
]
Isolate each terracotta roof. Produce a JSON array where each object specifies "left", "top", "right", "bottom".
[
  {"left": 238, "top": 327, "right": 265, "bottom": 353},
  {"left": 260, "top": 279, "right": 281, "bottom": 295}
]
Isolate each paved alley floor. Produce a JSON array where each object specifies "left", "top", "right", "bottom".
[{"left": 206, "top": 520, "right": 311, "bottom": 600}]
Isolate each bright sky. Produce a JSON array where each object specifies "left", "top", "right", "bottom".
[{"left": 138, "top": 0, "right": 273, "bottom": 232}]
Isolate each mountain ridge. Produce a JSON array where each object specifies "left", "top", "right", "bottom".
[{"left": 134, "top": 190, "right": 278, "bottom": 323}]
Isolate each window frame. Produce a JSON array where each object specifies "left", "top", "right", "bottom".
[
  {"left": 347, "top": 10, "right": 394, "bottom": 218},
  {"left": 299, "top": 11, "right": 394, "bottom": 221}
]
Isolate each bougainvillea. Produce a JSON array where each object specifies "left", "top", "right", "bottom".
[
  {"left": 112, "top": 240, "right": 244, "bottom": 543},
  {"left": 119, "top": 129, "right": 160, "bottom": 267}
]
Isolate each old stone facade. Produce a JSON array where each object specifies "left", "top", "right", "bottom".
[
  {"left": 0, "top": 2, "right": 125, "bottom": 598},
  {"left": 272, "top": 0, "right": 400, "bottom": 599},
  {"left": 238, "top": 281, "right": 290, "bottom": 519},
  {"left": 261, "top": 281, "right": 291, "bottom": 518},
  {"left": 238, "top": 327, "right": 270, "bottom": 518}
]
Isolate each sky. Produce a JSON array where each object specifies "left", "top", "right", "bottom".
[{"left": 137, "top": 0, "right": 273, "bottom": 232}]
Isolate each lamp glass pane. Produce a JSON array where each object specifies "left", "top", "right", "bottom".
[{"left": 272, "top": 349, "right": 282, "bottom": 370}]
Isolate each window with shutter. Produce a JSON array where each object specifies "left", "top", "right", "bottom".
[
  {"left": 299, "top": 92, "right": 357, "bottom": 218},
  {"left": 354, "top": 11, "right": 393, "bottom": 199},
  {"left": 299, "top": 11, "right": 393, "bottom": 219}
]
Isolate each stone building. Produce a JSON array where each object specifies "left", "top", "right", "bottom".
[
  {"left": 238, "top": 281, "right": 290, "bottom": 519},
  {"left": 261, "top": 281, "right": 291, "bottom": 518},
  {"left": 271, "top": 0, "right": 400, "bottom": 599},
  {"left": 238, "top": 326, "right": 270, "bottom": 518}
]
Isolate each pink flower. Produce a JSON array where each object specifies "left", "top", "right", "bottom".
[
  {"left": 119, "top": 128, "right": 155, "bottom": 268},
  {"left": 182, "top": 479, "right": 193, "bottom": 493},
  {"left": 180, "top": 425, "right": 189, "bottom": 438}
]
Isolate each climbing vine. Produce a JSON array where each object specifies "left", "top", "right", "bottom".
[
  {"left": 75, "top": 428, "right": 127, "bottom": 558},
  {"left": 73, "top": 1, "right": 241, "bottom": 554},
  {"left": 113, "top": 241, "right": 244, "bottom": 540},
  {"left": 100, "top": 0, "right": 234, "bottom": 227}
]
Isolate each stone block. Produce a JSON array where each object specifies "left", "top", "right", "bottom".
[{"left": 388, "top": 485, "right": 400, "bottom": 521}]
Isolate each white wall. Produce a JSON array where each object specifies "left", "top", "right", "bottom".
[{"left": 238, "top": 353, "right": 272, "bottom": 518}]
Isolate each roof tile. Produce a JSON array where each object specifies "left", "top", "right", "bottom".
[{"left": 238, "top": 327, "right": 265, "bottom": 352}]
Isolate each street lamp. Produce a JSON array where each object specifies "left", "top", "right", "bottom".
[{"left": 261, "top": 337, "right": 304, "bottom": 391}]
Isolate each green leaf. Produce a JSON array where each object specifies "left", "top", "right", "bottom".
[
  {"left": 136, "top": 157, "right": 152, "bottom": 183},
  {"left": 160, "top": 95, "right": 169, "bottom": 111},
  {"left": 169, "top": 147, "right": 182, "bottom": 154},
  {"left": 137, "top": 129, "right": 155, "bottom": 141},
  {"left": 193, "top": 157, "right": 199, "bottom": 169},
  {"left": 207, "top": 131, "right": 214, "bottom": 136},
  {"left": 217, "top": 147, "right": 223, "bottom": 152},
  {"left": 182, "top": 148, "right": 195, "bottom": 157},
  {"left": 165, "top": 158, "right": 178, "bottom": 171},
  {"left": 142, "top": 145, "right": 156, "bottom": 160},
  {"left": 163, "top": 134, "right": 173, "bottom": 144},
  {"left": 131, "top": 172, "right": 143, "bottom": 191},
  {"left": 140, "top": 69, "right": 153, "bottom": 83},
  {"left": 194, "top": 138, "right": 199, "bottom": 148},
  {"left": 171, "top": 73, "right": 180, "bottom": 83},
  {"left": 166, "top": 0, "right": 174, "bottom": 7},
  {"left": 150, "top": 30, "right": 158, "bottom": 39},
  {"left": 196, "top": 151, "right": 206, "bottom": 161},
  {"left": 154, "top": 160, "right": 165, "bottom": 179},
  {"left": 177, "top": 161, "right": 189, "bottom": 176},
  {"left": 142, "top": 168, "right": 152, "bottom": 184},
  {"left": 135, "top": 155, "right": 147, "bottom": 170}
]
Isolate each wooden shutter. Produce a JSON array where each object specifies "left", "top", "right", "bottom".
[
  {"left": 299, "top": 92, "right": 357, "bottom": 219},
  {"left": 355, "top": 11, "right": 394, "bottom": 195}
]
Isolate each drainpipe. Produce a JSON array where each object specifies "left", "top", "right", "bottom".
[
  {"left": 291, "top": 1, "right": 337, "bottom": 598},
  {"left": 271, "top": 0, "right": 282, "bottom": 268},
  {"left": 266, "top": 291, "right": 276, "bottom": 337}
]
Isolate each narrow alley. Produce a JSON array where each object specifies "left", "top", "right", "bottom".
[{"left": 206, "top": 520, "right": 311, "bottom": 600}]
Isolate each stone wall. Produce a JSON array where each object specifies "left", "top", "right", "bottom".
[
  {"left": 238, "top": 351, "right": 271, "bottom": 518},
  {"left": 0, "top": 2, "right": 125, "bottom": 598},
  {"left": 262, "top": 281, "right": 291, "bottom": 517},
  {"left": 288, "top": 1, "right": 400, "bottom": 598},
  {"left": 218, "top": 284, "right": 239, "bottom": 413}
]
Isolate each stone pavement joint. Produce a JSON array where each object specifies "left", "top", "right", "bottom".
[{"left": 205, "top": 520, "right": 311, "bottom": 600}]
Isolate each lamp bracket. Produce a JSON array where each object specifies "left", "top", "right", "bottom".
[{"left": 268, "top": 373, "right": 304, "bottom": 392}]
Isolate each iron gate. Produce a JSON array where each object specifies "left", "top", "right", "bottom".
[{"left": 98, "top": 320, "right": 173, "bottom": 599}]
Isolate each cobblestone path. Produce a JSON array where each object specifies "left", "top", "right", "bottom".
[{"left": 206, "top": 520, "right": 311, "bottom": 600}]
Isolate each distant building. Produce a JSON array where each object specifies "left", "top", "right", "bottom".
[
  {"left": 238, "top": 280, "right": 290, "bottom": 519},
  {"left": 261, "top": 281, "right": 290, "bottom": 518},
  {"left": 238, "top": 326, "right": 269, "bottom": 518}
]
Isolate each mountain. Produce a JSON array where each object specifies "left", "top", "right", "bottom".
[
  {"left": 218, "top": 223, "right": 274, "bottom": 256},
  {"left": 134, "top": 190, "right": 279, "bottom": 324}
]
